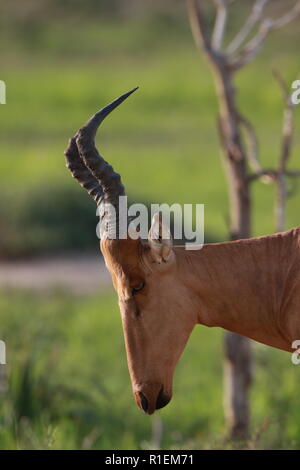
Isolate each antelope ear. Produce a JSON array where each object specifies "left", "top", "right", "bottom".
[{"left": 148, "top": 213, "right": 173, "bottom": 263}]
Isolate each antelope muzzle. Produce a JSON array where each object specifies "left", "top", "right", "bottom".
[{"left": 134, "top": 384, "right": 171, "bottom": 415}]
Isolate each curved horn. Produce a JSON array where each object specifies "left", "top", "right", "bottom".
[
  {"left": 64, "top": 87, "right": 138, "bottom": 207},
  {"left": 64, "top": 133, "right": 103, "bottom": 205},
  {"left": 77, "top": 87, "right": 138, "bottom": 207}
]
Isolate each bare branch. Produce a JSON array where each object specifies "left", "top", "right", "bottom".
[
  {"left": 230, "top": 1, "right": 300, "bottom": 71},
  {"left": 230, "top": 19, "right": 273, "bottom": 70},
  {"left": 271, "top": 1, "right": 300, "bottom": 29},
  {"left": 248, "top": 71, "right": 298, "bottom": 229},
  {"left": 273, "top": 70, "right": 297, "bottom": 231},
  {"left": 275, "top": 173, "right": 287, "bottom": 232},
  {"left": 248, "top": 169, "right": 274, "bottom": 183},
  {"left": 227, "top": 0, "right": 269, "bottom": 55},
  {"left": 249, "top": 169, "right": 300, "bottom": 182},
  {"left": 212, "top": 0, "right": 229, "bottom": 50},
  {"left": 273, "top": 69, "right": 295, "bottom": 173},
  {"left": 239, "top": 114, "right": 262, "bottom": 173},
  {"left": 187, "top": 0, "right": 213, "bottom": 55},
  {"left": 280, "top": 105, "right": 295, "bottom": 169},
  {"left": 272, "top": 68, "right": 290, "bottom": 97}
]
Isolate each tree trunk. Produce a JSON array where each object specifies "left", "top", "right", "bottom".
[
  {"left": 214, "top": 66, "right": 252, "bottom": 441},
  {"left": 223, "top": 334, "right": 252, "bottom": 441},
  {"left": 187, "top": 0, "right": 300, "bottom": 445}
]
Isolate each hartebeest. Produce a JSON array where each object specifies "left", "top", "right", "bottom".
[{"left": 65, "top": 89, "right": 300, "bottom": 415}]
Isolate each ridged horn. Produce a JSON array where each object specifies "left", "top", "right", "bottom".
[
  {"left": 64, "top": 133, "right": 103, "bottom": 205},
  {"left": 64, "top": 87, "right": 138, "bottom": 208}
]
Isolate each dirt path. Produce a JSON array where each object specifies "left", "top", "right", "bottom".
[{"left": 0, "top": 255, "right": 111, "bottom": 294}]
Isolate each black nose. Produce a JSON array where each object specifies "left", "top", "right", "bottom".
[
  {"left": 139, "top": 392, "right": 148, "bottom": 412},
  {"left": 156, "top": 388, "right": 170, "bottom": 410}
]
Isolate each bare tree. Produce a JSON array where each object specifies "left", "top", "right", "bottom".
[
  {"left": 187, "top": 0, "right": 300, "bottom": 441},
  {"left": 272, "top": 70, "right": 299, "bottom": 232}
]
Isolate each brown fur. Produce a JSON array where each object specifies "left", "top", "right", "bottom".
[{"left": 100, "top": 226, "right": 300, "bottom": 414}]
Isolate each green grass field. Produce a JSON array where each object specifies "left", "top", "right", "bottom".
[
  {"left": 1, "top": 288, "right": 300, "bottom": 450},
  {"left": 1, "top": 18, "right": 300, "bottom": 256},
  {"left": 1, "top": 11, "right": 300, "bottom": 449}
]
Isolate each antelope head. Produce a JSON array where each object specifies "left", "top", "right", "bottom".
[{"left": 64, "top": 89, "right": 198, "bottom": 414}]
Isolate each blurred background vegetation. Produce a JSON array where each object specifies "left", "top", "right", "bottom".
[{"left": 0, "top": 0, "right": 300, "bottom": 449}]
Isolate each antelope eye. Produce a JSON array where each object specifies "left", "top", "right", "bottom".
[{"left": 131, "top": 282, "right": 145, "bottom": 296}]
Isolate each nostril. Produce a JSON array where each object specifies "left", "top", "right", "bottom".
[
  {"left": 139, "top": 392, "right": 148, "bottom": 412},
  {"left": 156, "top": 388, "right": 170, "bottom": 410}
]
